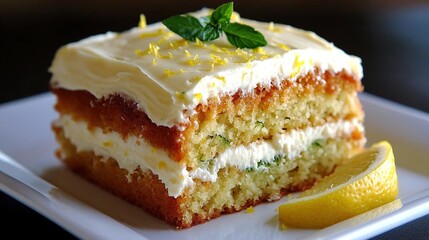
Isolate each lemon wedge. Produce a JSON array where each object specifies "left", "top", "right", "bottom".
[{"left": 278, "top": 141, "right": 398, "bottom": 229}]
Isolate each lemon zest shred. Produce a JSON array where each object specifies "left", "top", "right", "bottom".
[
  {"left": 268, "top": 22, "right": 275, "bottom": 31},
  {"left": 136, "top": 42, "right": 173, "bottom": 64},
  {"left": 276, "top": 42, "right": 291, "bottom": 51},
  {"left": 185, "top": 50, "right": 191, "bottom": 57},
  {"left": 155, "top": 32, "right": 174, "bottom": 45},
  {"left": 138, "top": 14, "right": 147, "bottom": 28},
  {"left": 164, "top": 69, "right": 174, "bottom": 77},
  {"left": 230, "top": 12, "right": 241, "bottom": 22},
  {"left": 217, "top": 76, "right": 226, "bottom": 84},
  {"left": 246, "top": 206, "right": 255, "bottom": 214},
  {"left": 210, "top": 54, "right": 228, "bottom": 65},
  {"left": 268, "top": 22, "right": 283, "bottom": 32},
  {"left": 194, "top": 93, "right": 202, "bottom": 101},
  {"left": 139, "top": 28, "right": 164, "bottom": 39},
  {"left": 290, "top": 54, "right": 305, "bottom": 78},
  {"left": 175, "top": 91, "right": 190, "bottom": 104},
  {"left": 164, "top": 69, "right": 184, "bottom": 77},
  {"left": 168, "top": 39, "right": 188, "bottom": 49},
  {"left": 195, "top": 38, "right": 204, "bottom": 47},
  {"left": 135, "top": 49, "right": 144, "bottom": 57},
  {"left": 253, "top": 47, "right": 266, "bottom": 55},
  {"left": 192, "top": 75, "right": 202, "bottom": 82},
  {"left": 186, "top": 59, "right": 199, "bottom": 66}
]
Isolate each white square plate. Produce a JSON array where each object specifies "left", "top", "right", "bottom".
[{"left": 0, "top": 92, "right": 428, "bottom": 240}]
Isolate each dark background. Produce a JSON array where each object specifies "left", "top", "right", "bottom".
[{"left": 1, "top": 1, "right": 428, "bottom": 239}]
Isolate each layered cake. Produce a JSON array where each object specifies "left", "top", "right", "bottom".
[{"left": 49, "top": 7, "right": 365, "bottom": 229}]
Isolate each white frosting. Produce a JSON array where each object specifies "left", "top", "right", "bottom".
[
  {"left": 49, "top": 9, "right": 363, "bottom": 128},
  {"left": 55, "top": 115, "right": 364, "bottom": 198}
]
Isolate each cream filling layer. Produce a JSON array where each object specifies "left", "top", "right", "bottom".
[{"left": 56, "top": 115, "right": 364, "bottom": 198}]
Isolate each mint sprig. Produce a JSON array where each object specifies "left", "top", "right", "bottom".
[{"left": 161, "top": 2, "right": 267, "bottom": 49}]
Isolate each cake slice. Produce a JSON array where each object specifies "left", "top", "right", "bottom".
[{"left": 49, "top": 7, "right": 365, "bottom": 229}]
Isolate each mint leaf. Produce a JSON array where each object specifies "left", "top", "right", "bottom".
[
  {"left": 223, "top": 22, "right": 267, "bottom": 48},
  {"left": 210, "top": 2, "right": 233, "bottom": 29},
  {"left": 162, "top": 15, "right": 204, "bottom": 41},
  {"left": 199, "top": 2, "right": 232, "bottom": 41},
  {"left": 199, "top": 24, "right": 222, "bottom": 41},
  {"left": 198, "top": 16, "right": 210, "bottom": 26}
]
